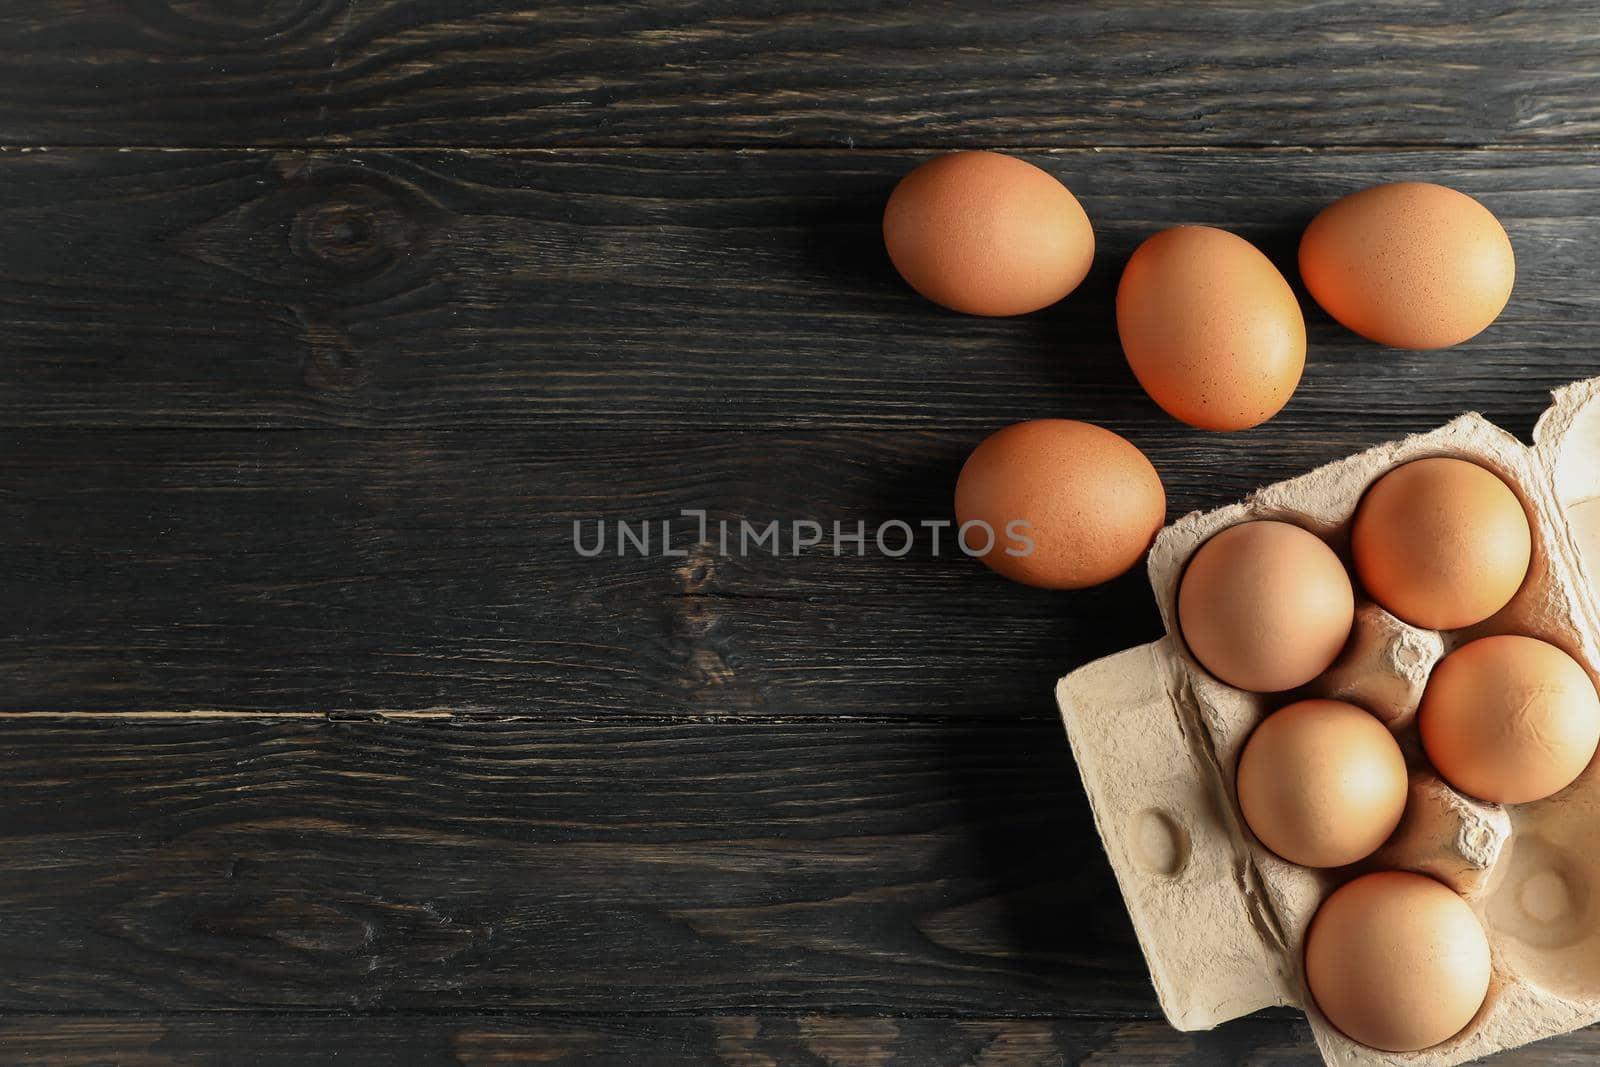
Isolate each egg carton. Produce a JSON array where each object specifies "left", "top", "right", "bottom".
[{"left": 1057, "top": 377, "right": 1600, "bottom": 1065}]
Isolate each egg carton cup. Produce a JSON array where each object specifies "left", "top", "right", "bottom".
[{"left": 1057, "top": 376, "right": 1600, "bottom": 1066}]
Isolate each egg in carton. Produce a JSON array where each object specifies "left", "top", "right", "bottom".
[{"left": 1057, "top": 376, "right": 1600, "bottom": 1065}]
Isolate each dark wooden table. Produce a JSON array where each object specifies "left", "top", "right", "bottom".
[{"left": 3, "top": 3, "right": 1599, "bottom": 1063}]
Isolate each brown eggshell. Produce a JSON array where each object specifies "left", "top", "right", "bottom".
[
  {"left": 1235, "top": 699, "right": 1407, "bottom": 868},
  {"left": 1177, "top": 520, "right": 1355, "bottom": 692},
  {"left": 1305, "top": 871, "right": 1491, "bottom": 1052},
  {"left": 1116, "top": 225, "right": 1306, "bottom": 431},
  {"left": 883, "top": 151, "right": 1095, "bottom": 317},
  {"left": 1351, "top": 457, "right": 1532, "bottom": 630},
  {"left": 1299, "top": 182, "right": 1515, "bottom": 350},
  {"left": 1420, "top": 634, "right": 1600, "bottom": 804},
  {"left": 953, "top": 419, "right": 1165, "bottom": 589}
]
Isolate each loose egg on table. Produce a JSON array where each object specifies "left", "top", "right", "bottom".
[
  {"left": 1351, "top": 457, "right": 1532, "bottom": 630},
  {"left": 1235, "top": 699, "right": 1407, "bottom": 868},
  {"left": 1300, "top": 182, "right": 1515, "bottom": 349},
  {"left": 954, "top": 420, "right": 1165, "bottom": 589},
  {"left": 1117, "top": 225, "right": 1306, "bottom": 431},
  {"left": 883, "top": 151, "right": 1095, "bottom": 316},
  {"left": 1177, "top": 520, "right": 1355, "bottom": 692},
  {"left": 1420, "top": 634, "right": 1600, "bottom": 804}
]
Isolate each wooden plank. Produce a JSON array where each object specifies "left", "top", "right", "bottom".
[
  {"left": 0, "top": 1017, "right": 1337, "bottom": 1062},
  {"left": 1, "top": 424, "right": 1433, "bottom": 716},
  {"left": 5, "top": 1012, "right": 1597, "bottom": 1065},
  {"left": 0, "top": 147, "right": 1595, "bottom": 432},
  {"left": 0, "top": 3, "right": 1597, "bottom": 148},
  {"left": 0, "top": 716, "right": 1148, "bottom": 1015},
  {"left": 0, "top": 706, "right": 1592, "bottom": 1058},
  {"left": 0, "top": 1013, "right": 1333, "bottom": 1066}
]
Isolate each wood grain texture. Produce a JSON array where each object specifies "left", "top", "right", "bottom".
[
  {"left": 0, "top": 716, "right": 1145, "bottom": 1014},
  {"left": 1, "top": 2, "right": 1598, "bottom": 148},
  {"left": 7, "top": 1012, "right": 1598, "bottom": 1064},
  {"left": 3, "top": 423, "right": 1482, "bottom": 716},
  {"left": 0, "top": 1012, "right": 1335, "bottom": 1066},
  {"left": 0, "top": 1013, "right": 1334, "bottom": 1066},
  {"left": 0, "top": 717, "right": 1594, "bottom": 1062},
  {"left": 10, "top": 5, "right": 1600, "bottom": 1059},
  {"left": 0, "top": 146, "right": 1595, "bottom": 433}
]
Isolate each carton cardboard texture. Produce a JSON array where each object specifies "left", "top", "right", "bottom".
[{"left": 1057, "top": 377, "right": 1600, "bottom": 1066}]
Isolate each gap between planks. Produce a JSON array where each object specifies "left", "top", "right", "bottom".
[
  {"left": 0, "top": 1007, "right": 1179, "bottom": 1021},
  {"left": 0, "top": 709, "right": 1048, "bottom": 725},
  {"left": 0, "top": 143, "right": 1596, "bottom": 155}
]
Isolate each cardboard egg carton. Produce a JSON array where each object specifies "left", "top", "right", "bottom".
[{"left": 1057, "top": 377, "right": 1600, "bottom": 1065}]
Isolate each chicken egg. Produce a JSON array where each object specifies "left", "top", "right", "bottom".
[
  {"left": 1117, "top": 225, "right": 1306, "bottom": 431},
  {"left": 1177, "top": 521, "right": 1355, "bottom": 692},
  {"left": 1351, "top": 457, "right": 1531, "bottom": 630},
  {"left": 1420, "top": 634, "right": 1600, "bottom": 804},
  {"left": 1235, "top": 699, "right": 1407, "bottom": 868},
  {"left": 1299, "top": 182, "right": 1515, "bottom": 349},
  {"left": 883, "top": 151, "right": 1094, "bottom": 316},
  {"left": 953, "top": 419, "right": 1165, "bottom": 589},
  {"left": 1305, "top": 871, "right": 1491, "bottom": 1052}
]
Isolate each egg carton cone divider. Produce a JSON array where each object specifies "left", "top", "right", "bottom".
[{"left": 1057, "top": 376, "right": 1600, "bottom": 1066}]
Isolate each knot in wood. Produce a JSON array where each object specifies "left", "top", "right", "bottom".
[
  {"left": 290, "top": 185, "right": 419, "bottom": 276},
  {"left": 136, "top": 0, "right": 338, "bottom": 42}
]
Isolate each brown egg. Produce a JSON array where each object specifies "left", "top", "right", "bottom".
[
  {"left": 953, "top": 420, "right": 1165, "bottom": 589},
  {"left": 1306, "top": 871, "right": 1491, "bottom": 1052},
  {"left": 1300, "top": 182, "right": 1515, "bottom": 349},
  {"left": 1351, "top": 458, "right": 1531, "bottom": 630},
  {"left": 1178, "top": 521, "right": 1355, "bottom": 692},
  {"left": 883, "top": 151, "right": 1094, "bottom": 316},
  {"left": 1116, "top": 225, "right": 1306, "bottom": 431},
  {"left": 1420, "top": 635, "right": 1600, "bottom": 804},
  {"left": 1236, "top": 700, "right": 1407, "bottom": 868}
]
